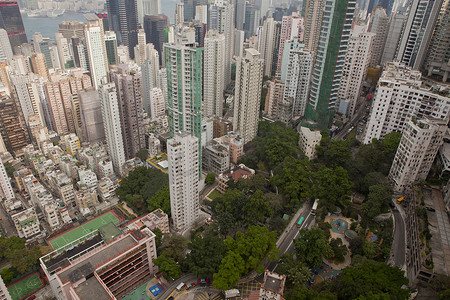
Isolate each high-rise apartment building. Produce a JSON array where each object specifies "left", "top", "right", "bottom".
[
  {"left": 164, "top": 42, "right": 203, "bottom": 146},
  {"left": 99, "top": 82, "right": 126, "bottom": 175},
  {"left": 424, "top": 1, "right": 450, "bottom": 81},
  {"left": 209, "top": 1, "right": 234, "bottom": 88},
  {"left": 30, "top": 52, "right": 49, "bottom": 80},
  {"left": 264, "top": 79, "right": 285, "bottom": 119},
  {"left": 303, "top": 0, "right": 325, "bottom": 55},
  {"left": 0, "top": 157, "right": 14, "bottom": 200},
  {"left": 338, "top": 26, "right": 375, "bottom": 116},
  {"left": 280, "top": 38, "right": 312, "bottom": 118},
  {"left": 149, "top": 87, "right": 165, "bottom": 120},
  {"left": 0, "top": 92, "right": 29, "bottom": 156},
  {"left": 368, "top": 6, "right": 389, "bottom": 67},
  {"left": 396, "top": 0, "right": 444, "bottom": 69},
  {"left": 58, "top": 21, "right": 85, "bottom": 40},
  {"left": 110, "top": 65, "right": 145, "bottom": 159},
  {"left": 233, "top": 48, "right": 264, "bottom": 143},
  {"left": 276, "top": 12, "right": 304, "bottom": 75},
  {"left": 143, "top": 14, "right": 168, "bottom": 64},
  {"left": 0, "top": 1, "right": 27, "bottom": 50},
  {"left": 141, "top": 44, "right": 160, "bottom": 117},
  {"left": 32, "top": 33, "right": 52, "bottom": 69},
  {"left": 175, "top": 3, "right": 184, "bottom": 25},
  {"left": 137, "top": 0, "right": 161, "bottom": 24},
  {"left": 84, "top": 14, "right": 109, "bottom": 89},
  {"left": 389, "top": 117, "right": 447, "bottom": 192},
  {"left": 79, "top": 87, "right": 105, "bottom": 143},
  {"left": 381, "top": 12, "right": 407, "bottom": 65},
  {"left": 305, "top": 0, "right": 356, "bottom": 129},
  {"left": 0, "top": 273, "right": 11, "bottom": 300},
  {"left": 104, "top": 31, "right": 119, "bottom": 66},
  {"left": 260, "top": 17, "right": 277, "bottom": 77},
  {"left": 204, "top": 30, "right": 225, "bottom": 117},
  {"left": 244, "top": 3, "right": 260, "bottom": 39},
  {"left": 134, "top": 28, "right": 147, "bottom": 65},
  {"left": 168, "top": 132, "right": 199, "bottom": 232},
  {"left": 106, "top": 0, "right": 139, "bottom": 58},
  {"left": 0, "top": 28, "right": 12, "bottom": 62},
  {"left": 55, "top": 33, "right": 73, "bottom": 69},
  {"left": 235, "top": 0, "right": 246, "bottom": 30},
  {"left": 363, "top": 61, "right": 450, "bottom": 144}
]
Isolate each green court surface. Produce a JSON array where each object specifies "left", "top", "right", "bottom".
[
  {"left": 7, "top": 273, "right": 43, "bottom": 300},
  {"left": 48, "top": 212, "right": 120, "bottom": 250}
]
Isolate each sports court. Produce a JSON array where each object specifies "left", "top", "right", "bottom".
[
  {"left": 7, "top": 273, "right": 43, "bottom": 300},
  {"left": 47, "top": 211, "right": 121, "bottom": 250}
]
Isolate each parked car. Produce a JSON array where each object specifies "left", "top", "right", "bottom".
[
  {"left": 191, "top": 282, "right": 196, "bottom": 287},
  {"left": 198, "top": 278, "right": 207, "bottom": 285},
  {"left": 425, "top": 207, "right": 436, "bottom": 212}
]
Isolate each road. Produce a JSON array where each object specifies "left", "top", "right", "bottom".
[
  {"left": 0, "top": 198, "right": 18, "bottom": 237},
  {"left": 267, "top": 201, "right": 315, "bottom": 272},
  {"left": 392, "top": 209, "right": 406, "bottom": 267},
  {"left": 333, "top": 100, "right": 369, "bottom": 140}
]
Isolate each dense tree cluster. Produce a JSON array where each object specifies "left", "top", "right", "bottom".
[{"left": 116, "top": 166, "right": 169, "bottom": 214}]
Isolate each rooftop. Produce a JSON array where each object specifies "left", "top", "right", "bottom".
[{"left": 74, "top": 275, "right": 112, "bottom": 300}]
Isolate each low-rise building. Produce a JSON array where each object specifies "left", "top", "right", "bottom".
[
  {"left": 213, "top": 117, "right": 233, "bottom": 138},
  {"left": 97, "top": 177, "right": 115, "bottom": 202},
  {"left": 217, "top": 164, "right": 255, "bottom": 193},
  {"left": 203, "top": 140, "right": 230, "bottom": 175},
  {"left": 298, "top": 127, "right": 322, "bottom": 160},
  {"left": 11, "top": 207, "right": 41, "bottom": 239},
  {"left": 127, "top": 209, "right": 169, "bottom": 234},
  {"left": 48, "top": 170, "right": 75, "bottom": 206},
  {"left": 215, "top": 134, "right": 244, "bottom": 164},
  {"left": 61, "top": 133, "right": 81, "bottom": 155}
]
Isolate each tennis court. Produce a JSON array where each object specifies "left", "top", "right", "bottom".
[
  {"left": 7, "top": 273, "right": 43, "bottom": 300},
  {"left": 47, "top": 211, "right": 121, "bottom": 250}
]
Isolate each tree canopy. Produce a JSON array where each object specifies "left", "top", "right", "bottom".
[
  {"left": 153, "top": 255, "right": 181, "bottom": 279},
  {"left": 147, "top": 187, "right": 171, "bottom": 216},
  {"left": 185, "top": 234, "right": 227, "bottom": 278},
  {"left": 294, "top": 227, "right": 333, "bottom": 267}
]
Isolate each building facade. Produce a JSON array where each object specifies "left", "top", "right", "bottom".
[{"left": 204, "top": 30, "right": 225, "bottom": 117}]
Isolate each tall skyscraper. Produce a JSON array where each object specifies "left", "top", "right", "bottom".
[
  {"left": 280, "top": 38, "right": 313, "bottom": 118},
  {"left": 79, "top": 87, "right": 105, "bottom": 143},
  {"left": 137, "top": 0, "right": 161, "bottom": 24},
  {"left": 164, "top": 43, "right": 203, "bottom": 142},
  {"left": 0, "top": 92, "right": 29, "bottom": 156},
  {"left": 0, "top": 1, "right": 27, "bottom": 50},
  {"left": 55, "top": 33, "right": 73, "bottom": 69},
  {"left": 175, "top": 3, "right": 185, "bottom": 25},
  {"left": 305, "top": 0, "right": 356, "bottom": 129},
  {"left": 104, "top": 31, "right": 119, "bottom": 66},
  {"left": 368, "top": 6, "right": 389, "bottom": 67},
  {"left": 99, "top": 82, "right": 126, "bottom": 175},
  {"left": 209, "top": 0, "right": 234, "bottom": 88},
  {"left": 84, "top": 14, "right": 109, "bottom": 89},
  {"left": 260, "top": 17, "right": 277, "bottom": 77},
  {"left": 304, "top": 0, "right": 325, "bottom": 55},
  {"left": 32, "top": 33, "right": 52, "bottom": 69},
  {"left": 110, "top": 65, "right": 145, "bottom": 159},
  {"left": 424, "top": 1, "right": 450, "bottom": 81},
  {"left": 244, "top": 3, "right": 260, "bottom": 39},
  {"left": 30, "top": 52, "right": 49, "bottom": 80},
  {"left": 255, "top": 0, "right": 270, "bottom": 20},
  {"left": 381, "top": 12, "right": 407, "bottom": 65},
  {"left": 168, "top": 132, "right": 199, "bottom": 232},
  {"left": 141, "top": 44, "right": 159, "bottom": 117},
  {"left": 396, "top": 0, "right": 444, "bottom": 69},
  {"left": 233, "top": 48, "right": 264, "bottom": 143},
  {"left": 106, "top": 0, "right": 139, "bottom": 58},
  {"left": 276, "top": 12, "right": 304, "bottom": 75},
  {"left": 204, "top": 30, "right": 225, "bottom": 117},
  {"left": 337, "top": 26, "right": 375, "bottom": 116},
  {"left": 235, "top": 0, "right": 246, "bottom": 30},
  {"left": 0, "top": 28, "right": 12, "bottom": 62},
  {"left": 143, "top": 14, "right": 168, "bottom": 64},
  {"left": 134, "top": 28, "right": 147, "bottom": 65},
  {"left": 389, "top": 117, "right": 447, "bottom": 193}
]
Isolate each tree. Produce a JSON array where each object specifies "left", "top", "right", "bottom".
[
  {"left": 135, "top": 149, "right": 149, "bottom": 162},
  {"left": 214, "top": 226, "right": 279, "bottom": 289},
  {"left": 243, "top": 190, "right": 273, "bottom": 225},
  {"left": 153, "top": 255, "right": 181, "bottom": 279},
  {"left": 329, "top": 238, "right": 348, "bottom": 262},
  {"left": 147, "top": 187, "right": 171, "bottom": 216},
  {"left": 336, "top": 262, "right": 409, "bottom": 300},
  {"left": 349, "top": 237, "right": 364, "bottom": 257},
  {"left": 361, "top": 184, "right": 392, "bottom": 225},
  {"left": 2, "top": 161, "right": 14, "bottom": 179},
  {"left": 313, "top": 166, "right": 353, "bottom": 212},
  {"left": 9, "top": 246, "right": 42, "bottom": 274},
  {"left": 294, "top": 227, "right": 333, "bottom": 267},
  {"left": 277, "top": 253, "right": 311, "bottom": 286},
  {"left": 185, "top": 234, "right": 226, "bottom": 277},
  {"left": 316, "top": 132, "right": 352, "bottom": 168},
  {"left": 153, "top": 227, "right": 163, "bottom": 248},
  {"left": 205, "top": 173, "right": 216, "bottom": 184},
  {"left": 160, "top": 233, "right": 188, "bottom": 263}
]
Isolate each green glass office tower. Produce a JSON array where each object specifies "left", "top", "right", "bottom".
[{"left": 304, "top": 0, "right": 355, "bottom": 129}]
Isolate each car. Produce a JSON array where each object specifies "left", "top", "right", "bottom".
[
  {"left": 184, "top": 285, "right": 189, "bottom": 290},
  {"left": 198, "top": 278, "right": 207, "bottom": 284},
  {"left": 425, "top": 207, "right": 436, "bottom": 212},
  {"left": 27, "top": 296, "right": 36, "bottom": 300},
  {"left": 206, "top": 278, "right": 211, "bottom": 284},
  {"left": 191, "top": 282, "right": 196, "bottom": 287}
]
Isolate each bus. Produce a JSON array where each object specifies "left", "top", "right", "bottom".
[
  {"left": 297, "top": 217, "right": 305, "bottom": 227},
  {"left": 311, "top": 199, "right": 319, "bottom": 215}
]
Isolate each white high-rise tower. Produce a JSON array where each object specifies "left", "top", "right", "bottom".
[
  {"left": 233, "top": 48, "right": 264, "bottom": 143},
  {"left": 260, "top": 17, "right": 277, "bottom": 77},
  {"left": 168, "top": 132, "right": 199, "bottom": 232},
  {"left": 204, "top": 30, "right": 225, "bottom": 117},
  {"left": 99, "top": 82, "right": 126, "bottom": 175}
]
